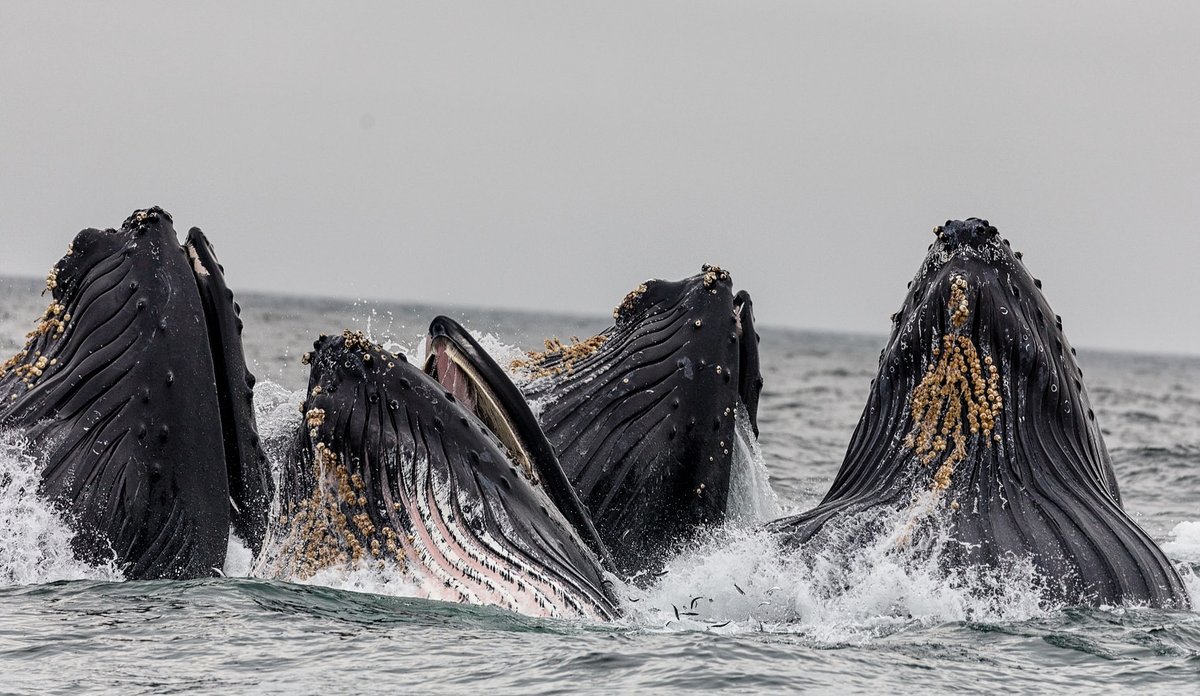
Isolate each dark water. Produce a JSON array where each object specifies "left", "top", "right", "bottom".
[{"left": 1, "top": 277, "right": 1197, "bottom": 694}]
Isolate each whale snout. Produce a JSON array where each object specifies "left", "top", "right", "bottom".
[{"left": 935, "top": 218, "right": 999, "bottom": 250}]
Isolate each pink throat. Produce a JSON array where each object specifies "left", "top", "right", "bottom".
[{"left": 428, "top": 339, "right": 478, "bottom": 414}]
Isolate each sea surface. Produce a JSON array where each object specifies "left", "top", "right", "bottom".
[{"left": 0, "top": 275, "right": 1197, "bottom": 695}]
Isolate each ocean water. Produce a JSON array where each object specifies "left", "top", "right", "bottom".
[{"left": 0, "top": 276, "right": 1197, "bottom": 694}]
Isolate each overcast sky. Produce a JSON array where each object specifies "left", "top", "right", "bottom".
[{"left": 2, "top": 2, "right": 1198, "bottom": 355}]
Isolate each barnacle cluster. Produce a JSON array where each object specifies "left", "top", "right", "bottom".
[
  {"left": 903, "top": 275, "right": 1003, "bottom": 494},
  {"left": 1, "top": 295, "right": 70, "bottom": 389},
  {"left": 300, "top": 331, "right": 383, "bottom": 368},
  {"left": 340, "top": 329, "right": 376, "bottom": 353},
  {"left": 305, "top": 407, "right": 326, "bottom": 438},
  {"left": 274, "top": 441, "right": 402, "bottom": 578},
  {"left": 4, "top": 352, "right": 55, "bottom": 390},
  {"left": 701, "top": 263, "right": 729, "bottom": 289},
  {"left": 612, "top": 283, "right": 648, "bottom": 320},
  {"left": 510, "top": 334, "right": 607, "bottom": 379},
  {"left": 28, "top": 302, "right": 70, "bottom": 341},
  {"left": 949, "top": 275, "right": 970, "bottom": 328}
]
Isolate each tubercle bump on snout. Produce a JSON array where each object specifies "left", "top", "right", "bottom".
[
  {"left": 306, "top": 330, "right": 400, "bottom": 381},
  {"left": 932, "top": 218, "right": 999, "bottom": 248},
  {"left": 611, "top": 265, "right": 736, "bottom": 324}
]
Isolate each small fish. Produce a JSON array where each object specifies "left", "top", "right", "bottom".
[
  {"left": 689, "top": 596, "right": 704, "bottom": 609},
  {"left": 681, "top": 611, "right": 699, "bottom": 617},
  {"left": 673, "top": 605, "right": 680, "bottom": 621},
  {"left": 709, "top": 621, "right": 732, "bottom": 629},
  {"left": 734, "top": 583, "right": 745, "bottom": 595}
]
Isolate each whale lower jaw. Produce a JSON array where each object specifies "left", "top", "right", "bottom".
[
  {"left": 259, "top": 444, "right": 616, "bottom": 621},
  {"left": 385, "top": 454, "right": 612, "bottom": 619}
]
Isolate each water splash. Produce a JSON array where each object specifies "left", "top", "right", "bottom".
[
  {"left": 473, "top": 332, "right": 529, "bottom": 371},
  {"left": 1182, "top": 566, "right": 1200, "bottom": 608},
  {"left": 1163, "top": 521, "right": 1200, "bottom": 608},
  {"left": 628, "top": 506, "right": 1057, "bottom": 643},
  {"left": 0, "top": 429, "right": 121, "bottom": 585},
  {"left": 223, "top": 534, "right": 254, "bottom": 578},
  {"left": 252, "top": 379, "right": 306, "bottom": 486},
  {"left": 301, "top": 562, "right": 425, "bottom": 598},
  {"left": 1162, "top": 520, "right": 1200, "bottom": 563},
  {"left": 727, "top": 403, "right": 779, "bottom": 523}
]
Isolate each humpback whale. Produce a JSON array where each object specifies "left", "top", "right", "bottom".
[
  {"left": 513, "top": 266, "right": 763, "bottom": 577},
  {"left": 0, "top": 208, "right": 273, "bottom": 579},
  {"left": 770, "top": 219, "right": 1189, "bottom": 609},
  {"left": 257, "top": 328, "right": 620, "bottom": 620}
]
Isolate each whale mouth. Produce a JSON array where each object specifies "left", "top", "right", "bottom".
[
  {"left": 424, "top": 334, "right": 536, "bottom": 481},
  {"left": 422, "top": 316, "right": 616, "bottom": 571},
  {"left": 263, "top": 331, "right": 620, "bottom": 619},
  {"left": 733, "top": 289, "right": 762, "bottom": 437}
]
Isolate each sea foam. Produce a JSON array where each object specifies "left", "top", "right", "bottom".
[{"left": 0, "top": 430, "right": 121, "bottom": 584}]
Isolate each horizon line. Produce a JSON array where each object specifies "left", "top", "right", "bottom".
[{"left": 1, "top": 272, "right": 1196, "bottom": 361}]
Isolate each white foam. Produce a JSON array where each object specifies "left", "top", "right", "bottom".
[
  {"left": 626, "top": 508, "right": 1055, "bottom": 642},
  {"left": 0, "top": 429, "right": 122, "bottom": 585},
  {"left": 251, "top": 379, "right": 306, "bottom": 493},
  {"left": 299, "top": 562, "right": 425, "bottom": 598},
  {"left": 1162, "top": 520, "right": 1200, "bottom": 563},
  {"left": 472, "top": 331, "right": 529, "bottom": 372},
  {"left": 222, "top": 533, "right": 254, "bottom": 578},
  {"left": 1182, "top": 566, "right": 1200, "bottom": 609}
]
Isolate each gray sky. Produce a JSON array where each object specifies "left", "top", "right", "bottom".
[{"left": 2, "top": 2, "right": 1198, "bottom": 355}]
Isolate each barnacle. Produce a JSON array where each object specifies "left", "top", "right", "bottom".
[
  {"left": 701, "top": 264, "right": 730, "bottom": 288},
  {"left": 612, "top": 283, "right": 648, "bottom": 320},
  {"left": 510, "top": 334, "right": 607, "bottom": 379},
  {"left": 903, "top": 275, "right": 1003, "bottom": 494}
]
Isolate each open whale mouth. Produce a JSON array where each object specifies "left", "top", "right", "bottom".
[
  {"left": 733, "top": 290, "right": 762, "bottom": 436},
  {"left": 263, "top": 330, "right": 621, "bottom": 618},
  {"left": 424, "top": 324, "right": 537, "bottom": 482},
  {"left": 422, "top": 316, "right": 616, "bottom": 571}
]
